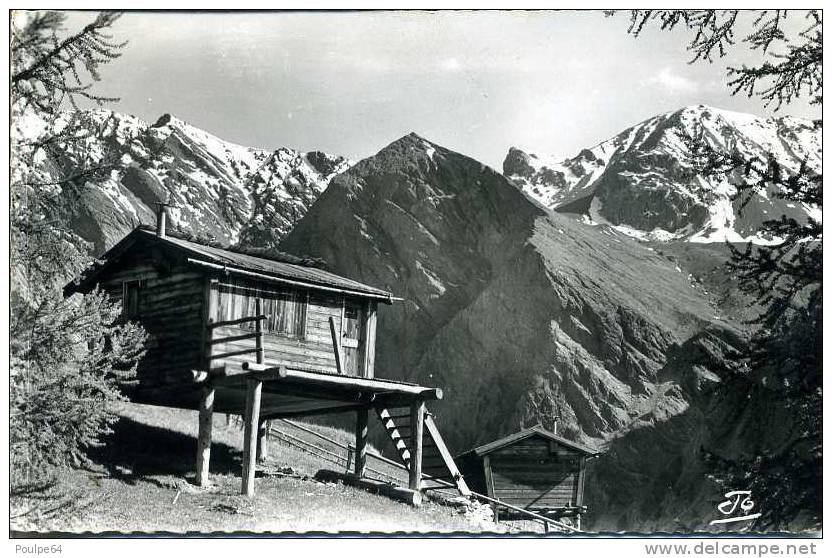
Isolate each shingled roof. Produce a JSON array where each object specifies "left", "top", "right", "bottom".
[{"left": 65, "top": 227, "right": 396, "bottom": 302}]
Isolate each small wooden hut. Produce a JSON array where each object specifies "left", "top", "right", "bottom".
[
  {"left": 64, "top": 209, "right": 469, "bottom": 501},
  {"left": 455, "top": 426, "right": 597, "bottom": 524}
]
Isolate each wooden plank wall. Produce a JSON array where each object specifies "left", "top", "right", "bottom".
[
  {"left": 209, "top": 290, "right": 369, "bottom": 377},
  {"left": 95, "top": 242, "right": 376, "bottom": 390},
  {"left": 100, "top": 263, "right": 205, "bottom": 387},
  {"left": 305, "top": 293, "right": 344, "bottom": 345},
  {"left": 487, "top": 437, "right": 582, "bottom": 509}
]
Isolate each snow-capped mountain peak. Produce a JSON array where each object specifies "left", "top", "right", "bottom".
[
  {"left": 504, "top": 105, "right": 821, "bottom": 244},
  {"left": 14, "top": 108, "right": 353, "bottom": 253}
]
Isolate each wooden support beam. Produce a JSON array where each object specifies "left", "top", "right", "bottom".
[
  {"left": 200, "top": 278, "right": 216, "bottom": 372},
  {"left": 423, "top": 414, "right": 471, "bottom": 496},
  {"left": 345, "top": 446, "right": 354, "bottom": 473},
  {"left": 252, "top": 301, "right": 268, "bottom": 463},
  {"left": 254, "top": 298, "right": 265, "bottom": 365},
  {"left": 354, "top": 408, "right": 368, "bottom": 477},
  {"left": 241, "top": 378, "right": 262, "bottom": 497},
  {"left": 576, "top": 456, "right": 587, "bottom": 507},
  {"left": 482, "top": 454, "right": 501, "bottom": 522},
  {"left": 409, "top": 401, "right": 425, "bottom": 492},
  {"left": 240, "top": 362, "right": 443, "bottom": 400},
  {"left": 195, "top": 385, "right": 214, "bottom": 486},
  {"left": 328, "top": 316, "right": 345, "bottom": 375},
  {"left": 256, "top": 419, "right": 269, "bottom": 462},
  {"left": 259, "top": 403, "right": 369, "bottom": 421},
  {"left": 315, "top": 469, "right": 422, "bottom": 507}
]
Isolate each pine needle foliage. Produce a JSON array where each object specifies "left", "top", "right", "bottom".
[
  {"left": 611, "top": 9, "right": 822, "bottom": 529},
  {"left": 10, "top": 11, "right": 146, "bottom": 489}
]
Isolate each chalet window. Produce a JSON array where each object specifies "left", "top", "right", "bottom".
[
  {"left": 217, "top": 281, "right": 307, "bottom": 337},
  {"left": 122, "top": 280, "right": 144, "bottom": 318}
]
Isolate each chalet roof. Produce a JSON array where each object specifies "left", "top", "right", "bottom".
[
  {"left": 65, "top": 227, "right": 396, "bottom": 302},
  {"left": 458, "top": 426, "right": 598, "bottom": 458}
]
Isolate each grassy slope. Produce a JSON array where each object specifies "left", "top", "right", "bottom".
[{"left": 10, "top": 402, "right": 503, "bottom": 534}]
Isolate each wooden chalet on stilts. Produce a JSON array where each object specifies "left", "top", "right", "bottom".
[
  {"left": 64, "top": 207, "right": 469, "bottom": 503},
  {"left": 455, "top": 425, "right": 597, "bottom": 528}
]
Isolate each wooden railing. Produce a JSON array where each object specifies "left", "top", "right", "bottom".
[
  {"left": 208, "top": 314, "right": 268, "bottom": 329},
  {"left": 205, "top": 303, "right": 270, "bottom": 374}
]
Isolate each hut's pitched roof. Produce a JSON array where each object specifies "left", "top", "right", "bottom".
[
  {"left": 459, "top": 426, "right": 598, "bottom": 458},
  {"left": 64, "top": 227, "right": 395, "bottom": 301}
]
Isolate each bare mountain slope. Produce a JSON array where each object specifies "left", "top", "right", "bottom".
[{"left": 280, "top": 133, "right": 726, "bottom": 451}]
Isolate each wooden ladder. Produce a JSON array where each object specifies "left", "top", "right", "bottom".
[{"left": 376, "top": 407, "right": 471, "bottom": 496}]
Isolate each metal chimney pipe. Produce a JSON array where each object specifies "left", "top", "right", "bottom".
[{"left": 155, "top": 201, "right": 169, "bottom": 238}]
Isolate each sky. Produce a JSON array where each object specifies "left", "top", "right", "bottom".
[{"left": 62, "top": 10, "right": 819, "bottom": 170}]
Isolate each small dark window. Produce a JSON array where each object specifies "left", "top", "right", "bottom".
[
  {"left": 123, "top": 280, "right": 144, "bottom": 318},
  {"left": 344, "top": 305, "right": 359, "bottom": 320}
]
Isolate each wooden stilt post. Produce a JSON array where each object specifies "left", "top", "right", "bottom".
[
  {"left": 242, "top": 298, "right": 265, "bottom": 497},
  {"left": 241, "top": 378, "right": 262, "bottom": 497},
  {"left": 196, "top": 385, "right": 215, "bottom": 486},
  {"left": 354, "top": 408, "right": 368, "bottom": 477},
  {"left": 409, "top": 400, "right": 425, "bottom": 492},
  {"left": 196, "top": 277, "right": 216, "bottom": 486},
  {"left": 256, "top": 419, "right": 269, "bottom": 462}
]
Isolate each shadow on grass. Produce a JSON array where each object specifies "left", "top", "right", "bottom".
[
  {"left": 10, "top": 477, "right": 59, "bottom": 499},
  {"left": 87, "top": 417, "right": 243, "bottom": 486}
]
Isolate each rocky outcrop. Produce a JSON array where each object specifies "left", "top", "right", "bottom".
[
  {"left": 502, "top": 147, "right": 537, "bottom": 179},
  {"left": 282, "top": 133, "right": 546, "bottom": 385}
]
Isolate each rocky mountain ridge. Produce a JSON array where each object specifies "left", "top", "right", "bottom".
[
  {"left": 504, "top": 105, "right": 821, "bottom": 244},
  {"left": 13, "top": 108, "right": 352, "bottom": 253}
]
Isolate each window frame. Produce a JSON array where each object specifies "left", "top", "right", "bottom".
[
  {"left": 122, "top": 279, "right": 145, "bottom": 319},
  {"left": 340, "top": 297, "right": 363, "bottom": 349}
]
